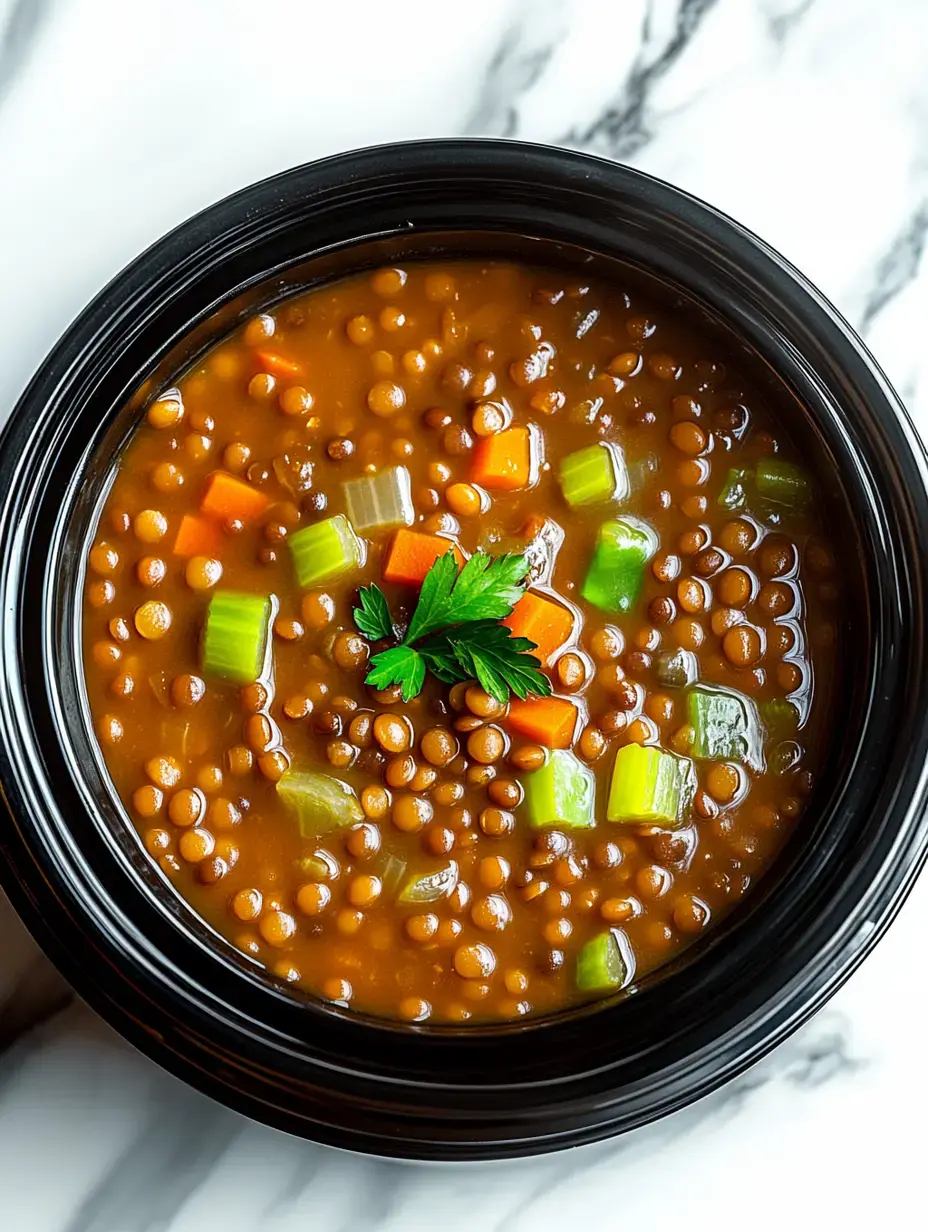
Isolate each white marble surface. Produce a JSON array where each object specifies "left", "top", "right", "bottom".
[{"left": 2, "top": 0, "right": 928, "bottom": 1227}]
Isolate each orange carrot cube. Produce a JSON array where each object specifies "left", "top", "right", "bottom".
[
  {"left": 173, "top": 514, "right": 223, "bottom": 558},
  {"left": 471, "top": 426, "right": 534, "bottom": 490},
  {"left": 200, "top": 472, "right": 271, "bottom": 523},
  {"left": 382, "top": 529, "right": 464, "bottom": 586},
  {"left": 507, "top": 697, "right": 578, "bottom": 749},
  {"left": 504, "top": 591, "right": 575, "bottom": 666}
]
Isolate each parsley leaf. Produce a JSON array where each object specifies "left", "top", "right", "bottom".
[
  {"left": 417, "top": 634, "right": 471, "bottom": 685},
  {"left": 352, "top": 584, "right": 394, "bottom": 641},
  {"left": 404, "top": 551, "right": 530, "bottom": 644},
  {"left": 365, "top": 645, "right": 426, "bottom": 701},
  {"left": 353, "top": 549, "right": 547, "bottom": 703},
  {"left": 449, "top": 551, "right": 531, "bottom": 622},
  {"left": 400, "top": 549, "right": 458, "bottom": 644},
  {"left": 444, "top": 621, "right": 552, "bottom": 703}
]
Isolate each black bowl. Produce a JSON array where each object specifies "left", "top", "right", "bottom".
[{"left": 2, "top": 139, "right": 927, "bottom": 1161}]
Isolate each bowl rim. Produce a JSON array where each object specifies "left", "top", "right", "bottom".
[{"left": 2, "top": 137, "right": 928, "bottom": 1159}]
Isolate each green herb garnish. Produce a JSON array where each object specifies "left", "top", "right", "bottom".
[
  {"left": 366, "top": 643, "right": 428, "bottom": 698},
  {"left": 352, "top": 584, "right": 394, "bottom": 640},
  {"left": 353, "top": 550, "right": 552, "bottom": 704},
  {"left": 405, "top": 550, "right": 528, "bottom": 642}
]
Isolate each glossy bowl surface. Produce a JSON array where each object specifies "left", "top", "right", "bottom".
[{"left": 2, "top": 140, "right": 927, "bottom": 1160}]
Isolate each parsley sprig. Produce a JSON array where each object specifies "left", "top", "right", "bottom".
[
  {"left": 353, "top": 585, "right": 394, "bottom": 641},
  {"left": 352, "top": 550, "right": 553, "bottom": 703}
]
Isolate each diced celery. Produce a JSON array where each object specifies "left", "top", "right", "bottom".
[
  {"left": 607, "top": 744, "right": 695, "bottom": 827},
  {"left": 288, "top": 514, "right": 364, "bottom": 589},
  {"left": 558, "top": 443, "right": 628, "bottom": 508},
  {"left": 654, "top": 648, "right": 699, "bottom": 689},
  {"left": 755, "top": 458, "right": 812, "bottom": 507},
  {"left": 718, "top": 467, "right": 750, "bottom": 511},
  {"left": 688, "top": 685, "right": 764, "bottom": 770},
  {"left": 523, "top": 749, "right": 595, "bottom": 829},
  {"left": 343, "top": 466, "right": 414, "bottom": 533},
  {"left": 397, "top": 861, "right": 459, "bottom": 904},
  {"left": 581, "top": 517, "right": 658, "bottom": 614},
  {"left": 761, "top": 696, "right": 800, "bottom": 738},
  {"left": 276, "top": 768, "right": 364, "bottom": 835},
  {"left": 576, "top": 930, "right": 633, "bottom": 994},
  {"left": 201, "top": 591, "right": 271, "bottom": 684}
]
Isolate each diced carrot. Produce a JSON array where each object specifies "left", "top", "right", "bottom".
[
  {"left": 254, "top": 349, "right": 303, "bottom": 379},
  {"left": 173, "top": 514, "right": 224, "bottom": 558},
  {"left": 471, "top": 426, "right": 533, "bottom": 491},
  {"left": 507, "top": 697, "right": 578, "bottom": 749},
  {"left": 504, "top": 591, "right": 575, "bottom": 666},
  {"left": 200, "top": 472, "right": 271, "bottom": 523},
  {"left": 383, "top": 529, "right": 465, "bottom": 586}
]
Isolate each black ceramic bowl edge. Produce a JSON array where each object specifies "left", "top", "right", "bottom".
[{"left": 1, "top": 140, "right": 927, "bottom": 1159}]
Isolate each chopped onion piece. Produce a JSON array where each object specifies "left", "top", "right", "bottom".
[
  {"left": 397, "top": 861, "right": 459, "bottom": 904},
  {"left": 380, "top": 854, "right": 408, "bottom": 895},
  {"left": 277, "top": 768, "right": 364, "bottom": 836},
  {"left": 343, "top": 466, "right": 414, "bottom": 533},
  {"left": 655, "top": 648, "right": 699, "bottom": 688}
]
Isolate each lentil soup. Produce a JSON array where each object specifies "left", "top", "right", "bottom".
[{"left": 82, "top": 260, "right": 838, "bottom": 1024}]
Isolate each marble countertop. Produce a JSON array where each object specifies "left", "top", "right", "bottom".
[{"left": 2, "top": 0, "right": 927, "bottom": 1228}]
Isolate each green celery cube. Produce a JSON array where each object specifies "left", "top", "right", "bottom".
[
  {"left": 523, "top": 749, "right": 596, "bottom": 829},
  {"left": 576, "top": 930, "right": 632, "bottom": 993},
  {"left": 688, "top": 686, "right": 764, "bottom": 770},
  {"left": 581, "top": 517, "right": 657, "bottom": 614},
  {"left": 755, "top": 458, "right": 811, "bottom": 507},
  {"left": 607, "top": 743, "right": 695, "bottom": 827},
  {"left": 558, "top": 443, "right": 627, "bottom": 508},
  {"left": 201, "top": 592, "right": 271, "bottom": 684},
  {"left": 288, "top": 514, "right": 364, "bottom": 589}
]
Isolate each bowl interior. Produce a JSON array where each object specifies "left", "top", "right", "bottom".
[{"left": 63, "top": 229, "right": 862, "bottom": 1034}]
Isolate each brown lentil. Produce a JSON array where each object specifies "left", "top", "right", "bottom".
[
  {"left": 393, "top": 794, "right": 433, "bottom": 833},
  {"left": 509, "top": 744, "right": 547, "bottom": 773},
  {"left": 467, "top": 725, "right": 505, "bottom": 765},
  {"left": 556, "top": 652, "right": 586, "bottom": 691}
]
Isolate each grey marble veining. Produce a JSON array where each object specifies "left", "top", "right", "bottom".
[
  {"left": 567, "top": 0, "right": 724, "bottom": 158},
  {"left": 0, "top": 0, "right": 54, "bottom": 106},
  {"left": 1, "top": 0, "right": 927, "bottom": 1227},
  {"left": 0, "top": 994, "right": 868, "bottom": 1232},
  {"left": 859, "top": 201, "right": 928, "bottom": 334}
]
